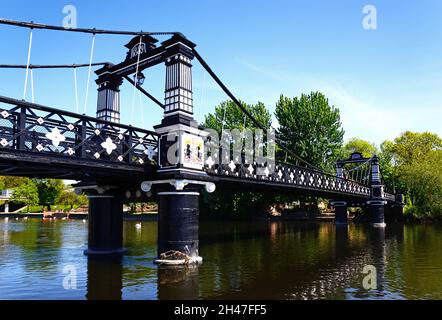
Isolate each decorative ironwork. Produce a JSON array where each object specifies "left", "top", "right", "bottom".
[
  {"left": 0, "top": 96, "right": 158, "bottom": 167},
  {"left": 204, "top": 156, "right": 395, "bottom": 201},
  {"left": 204, "top": 161, "right": 372, "bottom": 197}
]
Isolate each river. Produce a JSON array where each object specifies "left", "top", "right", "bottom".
[{"left": 0, "top": 219, "right": 441, "bottom": 299}]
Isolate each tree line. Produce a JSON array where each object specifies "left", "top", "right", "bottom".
[{"left": 0, "top": 177, "right": 87, "bottom": 212}]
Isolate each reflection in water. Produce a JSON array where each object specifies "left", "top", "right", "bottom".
[
  {"left": 86, "top": 256, "right": 123, "bottom": 300},
  {"left": 157, "top": 266, "right": 199, "bottom": 300},
  {"left": 1, "top": 219, "right": 442, "bottom": 299}
]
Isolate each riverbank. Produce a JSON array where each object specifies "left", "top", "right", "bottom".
[
  {"left": 0, "top": 212, "right": 159, "bottom": 221},
  {"left": 0, "top": 212, "right": 335, "bottom": 222}
]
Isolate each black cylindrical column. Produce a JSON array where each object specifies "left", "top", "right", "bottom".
[
  {"left": 156, "top": 191, "right": 201, "bottom": 263},
  {"left": 333, "top": 201, "right": 348, "bottom": 224},
  {"left": 393, "top": 205, "right": 404, "bottom": 222},
  {"left": 368, "top": 201, "right": 386, "bottom": 227},
  {"left": 84, "top": 191, "right": 125, "bottom": 255}
]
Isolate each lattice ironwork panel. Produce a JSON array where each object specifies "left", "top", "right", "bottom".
[
  {"left": 204, "top": 156, "right": 372, "bottom": 197},
  {"left": 0, "top": 100, "right": 159, "bottom": 167}
]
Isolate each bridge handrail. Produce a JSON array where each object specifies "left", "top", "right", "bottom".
[
  {"left": 0, "top": 95, "right": 158, "bottom": 136},
  {"left": 276, "top": 159, "right": 369, "bottom": 186}
]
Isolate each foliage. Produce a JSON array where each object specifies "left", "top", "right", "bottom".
[
  {"left": 57, "top": 190, "right": 88, "bottom": 210},
  {"left": 275, "top": 92, "right": 344, "bottom": 171},
  {"left": 32, "top": 179, "right": 65, "bottom": 210},
  {"left": 382, "top": 131, "right": 442, "bottom": 219},
  {"left": 385, "top": 131, "right": 442, "bottom": 166},
  {"left": 202, "top": 100, "right": 272, "bottom": 135},
  {"left": 401, "top": 150, "right": 442, "bottom": 219},
  {"left": 0, "top": 176, "right": 31, "bottom": 190},
  {"left": 340, "top": 137, "right": 378, "bottom": 159},
  {"left": 11, "top": 178, "right": 39, "bottom": 211}
]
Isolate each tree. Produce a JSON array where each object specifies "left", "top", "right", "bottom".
[
  {"left": 33, "top": 179, "right": 65, "bottom": 211},
  {"left": 202, "top": 100, "right": 272, "bottom": 134},
  {"left": 201, "top": 100, "right": 275, "bottom": 216},
  {"left": 381, "top": 131, "right": 442, "bottom": 219},
  {"left": 340, "top": 138, "right": 378, "bottom": 159},
  {"left": 401, "top": 150, "right": 442, "bottom": 219},
  {"left": 0, "top": 176, "right": 30, "bottom": 190},
  {"left": 11, "top": 179, "right": 39, "bottom": 212},
  {"left": 275, "top": 92, "right": 345, "bottom": 171},
  {"left": 387, "top": 131, "right": 442, "bottom": 166},
  {"left": 57, "top": 190, "right": 87, "bottom": 210}
]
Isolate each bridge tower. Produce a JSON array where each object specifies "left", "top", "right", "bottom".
[
  {"left": 367, "top": 155, "right": 387, "bottom": 227},
  {"left": 95, "top": 70, "right": 123, "bottom": 124},
  {"left": 141, "top": 34, "right": 216, "bottom": 264}
]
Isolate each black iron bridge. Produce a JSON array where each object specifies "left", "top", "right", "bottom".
[
  {"left": 0, "top": 19, "right": 403, "bottom": 264},
  {"left": 0, "top": 95, "right": 392, "bottom": 201}
]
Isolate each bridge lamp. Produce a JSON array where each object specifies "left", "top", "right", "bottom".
[{"left": 135, "top": 72, "right": 145, "bottom": 86}]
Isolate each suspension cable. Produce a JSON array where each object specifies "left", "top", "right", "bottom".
[
  {"left": 22, "top": 28, "right": 33, "bottom": 100},
  {"left": 221, "top": 100, "right": 227, "bottom": 134},
  {"left": 123, "top": 75, "right": 164, "bottom": 109},
  {"left": 193, "top": 48, "right": 320, "bottom": 171},
  {"left": 73, "top": 67, "right": 79, "bottom": 113},
  {"left": 138, "top": 90, "right": 145, "bottom": 127},
  {"left": 83, "top": 34, "right": 95, "bottom": 114},
  {"left": 0, "top": 18, "right": 181, "bottom": 37},
  {"left": 0, "top": 62, "right": 109, "bottom": 69},
  {"left": 30, "top": 69, "right": 35, "bottom": 103},
  {"left": 131, "top": 36, "right": 143, "bottom": 123}
]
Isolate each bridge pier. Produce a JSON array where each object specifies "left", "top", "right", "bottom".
[
  {"left": 141, "top": 180, "right": 215, "bottom": 265},
  {"left": 157, "top": 188, "right": 201, "bottom": 263},
  {"left": 80, "top": 186, "right": 126, "bottom": 256},
  {"left": 367, "top": 200, "right": 387, "bottom": 227},
  {"left": 331, "top": 201, "right": 348, "bottom": 224}
]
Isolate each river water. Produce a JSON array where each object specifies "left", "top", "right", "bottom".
[{"left": 0, "top": 219, "right": 441, "bottom": 300}]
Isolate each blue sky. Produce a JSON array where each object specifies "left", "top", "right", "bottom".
[{"left": 0, "top": 0, "right": 441, "bottom": 145}]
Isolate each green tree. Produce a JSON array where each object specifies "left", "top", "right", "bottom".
[
  {"left": 387, "top": 131, "right": 442, "bottom": 166},
  {"left": 382, "top": 131, "right": 442, "bottom": 219},
  {"left": 11, "top": 179, "right": 39, "bottom": 212},
  {"left": 401, "top": 150, "right": 442, "bottom": 219},
  {"left": 33, "top": 179, "right": 65, "bottom": 211},
  {"left": 340, "top": 138, "right": 378, "bottom": 159},
  {"left": 57, "top": 190, "right": 87, "bottom": 210},
  {"left": 0, "top": 176, "right": 30, "bottom": 190},
  {"left": 201, "top": 100, "right": 276, "bottom": 217},
  {"left": 202, "top": 100, "right": 272, "bottom": 134},
  {"left": 275, "top": 92, "right": 345, "bottom": 171}
]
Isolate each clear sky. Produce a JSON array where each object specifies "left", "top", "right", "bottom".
[{"left": 0, "top": 0, "right": 441, "bottom": 146}]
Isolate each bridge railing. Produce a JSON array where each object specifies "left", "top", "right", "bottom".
[
  {"left": 0, "top": 96, "right": 158, "bottom": 167},
  {"left": 204, "top": 160, "right": 372, "bottom": 197}
]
